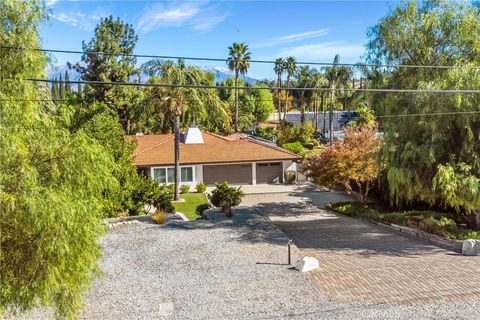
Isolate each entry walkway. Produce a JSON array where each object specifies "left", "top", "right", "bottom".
[{"left": 242, "top": 188, "right": 480, "bottom": 304}]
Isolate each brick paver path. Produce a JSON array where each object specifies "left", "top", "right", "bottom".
[{"left": 242, "top": 188, "right": 480, "bottom": 304}]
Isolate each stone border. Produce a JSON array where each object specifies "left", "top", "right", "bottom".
[
  {"left": 327, "top": 208, "right": 463, "bottom": 252},
  {"left": 104, "top": 212, "right": 177, "bottom": 227}
]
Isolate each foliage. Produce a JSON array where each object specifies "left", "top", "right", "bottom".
[
  {"left": 255, "top": 127, "right": 276, "bottom": 141},
  {"left": 347, "top": 107, "right": 376, "bottom": 128},
  {"left": 277, "top": 122, "right": 314, "bottom": 146},
  {"left": 284, "top": 171, "right": 296, "bottom": 185},
  {"left": 329, "top": 202, "right": 479, "bottom": 241},
  {"left": 304, "top": 126, "right": 381, "bottom": 203},
  {"left": 195, "top": 182, "right": 207, "bottom": 193},
  {"left": 366, "top": 1, "right": 480, "bottom": 212},
  {"left": 151, "top": 210, "right": 168, "bottom": 224},
  {"left": 173, "top": 193, "right": 209, "bottom": 221},
  {"left": 0, "top": 1, "right": 113, "bottom": 318},
  {"left": 180, "top": 184, "right": 191, "bottom": 194},
  {"left": 208, "top": 182, "right": 245, "bottom": 217},
  {"left": 74, "top": 16, "right": 140, "bottom": 133},
  {"left": 130, "top": 177, "right": 174, "bottom": 215},
  {"left": 243, "top": 84, "right": 276, "bottom": 126},
  {"left": 282, "top": 141, "right": 304, "bottom": 155}
]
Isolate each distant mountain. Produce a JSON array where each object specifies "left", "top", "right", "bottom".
[
  {"left": 47, "top": 64, "right": 261, "bottom": 85},
  {"left": 200, "top": 66, "right": 259, "bottom": 84}
]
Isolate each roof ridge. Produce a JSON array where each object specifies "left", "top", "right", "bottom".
[
  {"left": 245, "top": 136, "right": 300, "bottom": 158},
  {"left": 133, "top": 135, "right": 174, "bottom": 156},
  {"left": 203, "top": 131, "right": 234, "bottom": 141}
]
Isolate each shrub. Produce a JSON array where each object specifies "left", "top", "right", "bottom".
[
  {"left": 255, "top": 127, "right": 276, "bottom": 141},
  {"left": 282, "top": 141, "right": 304, "bottom": 154},
  {"left": 195, "top": 203, "right": 210, "bottom": 217},
  {"left": 328, "top": 202, "right": 480, "bottom": 240},
  {"left": 284, "top": 171, "right": 296, "bottom": 184},
  {"left": 130, "top": 177, "right": 174, "bottom": 215},
  {"left": 166, "top": 183, "right": 175, "bottom": 193},
  {"left": 151, "top": 209, "right": 168, "bottom": 224},
  {"left": 208, "top": 182, "right": 245, "bottom": 218},
  {"left": 277, "top": 122, "right": 315, "bottom": 146},
  {"left": 196, "top": 182, "right": 207, "bottom": 193},
  {"left": 180, "top": 184, "right": 190, "bottom": 194}
]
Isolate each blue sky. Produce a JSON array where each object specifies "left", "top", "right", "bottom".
[{"left": 42, "top": 1, "right": 397, "bottom": 79}]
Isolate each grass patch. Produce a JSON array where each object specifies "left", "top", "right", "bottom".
[
  {"left": 328, "top": 202, "right": 479, "bottom": 241},
  {"left": 173, "top": 193, "right": 209, "bottom": 221}
]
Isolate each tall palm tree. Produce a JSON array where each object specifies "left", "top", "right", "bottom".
[
  {"left": 274, "top": 58, "right": 286, "bottom": 122},
  {"left": 142, "top": 58, "right": 204, "bottom": 200},
  {"left": 283, "top": 56, "right": 297, "bottom": 120},
  {"left": 227, "top": 42, "right": 251, "bottom": 132},
  {"left": 324, "top": 54, "right": 352, "bottom": 143}
]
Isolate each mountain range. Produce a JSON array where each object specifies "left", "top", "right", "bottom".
[{"left": 47, "top": 65, "right": 260, "bottom": 85}]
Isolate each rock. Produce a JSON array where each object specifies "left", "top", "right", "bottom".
[
  {"left": 297, "top": 257, "right": 320, "bottom": 272},
  {"left": 462, "top": 239, "right": 479, "bottom": 256}
]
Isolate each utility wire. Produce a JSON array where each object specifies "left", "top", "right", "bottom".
[
  {"left": 17, "top": 78, "right": 480, "bottom": 94},
  {"left": 2, "top": 45, "right": 480, "bottom": 70}
]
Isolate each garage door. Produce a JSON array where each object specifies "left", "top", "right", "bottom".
[
  {"left": 256, "top": 162, "right": 282, "bottom": 184},
  {"left": 203, "top": 164, "right": 252, "bottom": 185}
]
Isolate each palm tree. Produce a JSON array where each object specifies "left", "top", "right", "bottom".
[
  {"left": 142, "top": 58, "right": 204, "bottom": 200},
  {"left": 324, "top": 54, "right": 352, "bottom": 143},
  {"left": 227, "top": 42, "right": 251, "bottom": 132},
  {"left": 274, "top": 58, "right": 286, "bottom": 122},
  {"left": 283, "top": 56, "right": 297, "bottom": 120}
]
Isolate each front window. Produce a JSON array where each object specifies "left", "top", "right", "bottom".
[
  {"left": 181, "top": 167, "right": 193, "bottom": 182},
  {"left": 152, "top": 166, "right": 193, "bottom": 183}
]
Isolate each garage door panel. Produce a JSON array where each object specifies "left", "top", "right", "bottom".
[
  {"left": 256, "top": 162, "right": 282, "bottom": 184},
  {"left": 204, "top": 164, "right": 252, "bottom": 185}
]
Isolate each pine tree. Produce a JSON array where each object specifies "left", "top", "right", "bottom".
[
  {"left": 65, "top": 70, "right": 71, "bottom": 95},
  {"left": 58, "top": 73, "right": 65, "bottom": 99}
]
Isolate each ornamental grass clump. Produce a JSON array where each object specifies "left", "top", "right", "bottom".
[
  {"left": 208, "top": 182, "right": 245, "bottom": 218},
  {"left": 151, "top": 210, "right": 168, "bottom": 224}
]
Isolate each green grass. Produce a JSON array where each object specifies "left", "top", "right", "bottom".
[
  {"left": 328, "top": 202, "right": 479, "bottom": 241},
  {"left": 173, "top": 193, "right": 209, "bottom": 221}
]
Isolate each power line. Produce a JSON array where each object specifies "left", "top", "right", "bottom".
[
  {"left": 2, "top": 45, "right": 480, "bottom": 70},
  {"left": 18, "top": 78, "right": 480, "bottom": 94}
]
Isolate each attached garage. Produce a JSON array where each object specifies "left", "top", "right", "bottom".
[
  {"left": 256, "top": 162, "right": 282, "bottom": 184},
  {"left": 203, "top": 163, "right": 252, "bottom": 185}
]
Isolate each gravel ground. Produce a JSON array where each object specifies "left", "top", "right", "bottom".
[{"left": 8, "top": 208, "right": 480, "bottom": 320}]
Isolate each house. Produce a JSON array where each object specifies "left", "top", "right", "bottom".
[{"left": 129, "top": 127, "right": 301, "bottom": 188}]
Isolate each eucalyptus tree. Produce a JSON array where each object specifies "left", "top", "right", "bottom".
[
  {"left": 367, "top": 1, "right": 480, "bottom": 225},
  {"left": 283, "top": 56, "right": 297, "bottom": 120},
  {"left": 227, "top": 42, "right": 251, "bottom": 132},
  {"left": 324, "top": 54, "right": 352, "bottom": 142},
  {"left": 142, "top": 59, "right": 207, "bottom": 200},
  {"left": 274, "top": 58, "right": 286, "bottom": 121}
]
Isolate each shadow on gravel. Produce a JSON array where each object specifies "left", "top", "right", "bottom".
[{"left": 158, "top": 208, "right": 291, "bottom": 246}]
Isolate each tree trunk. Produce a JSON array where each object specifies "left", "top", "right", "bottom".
[
  {"left": 277, "top": 76, "right": 282, "bottom": 123},
  {"left": 329, "top": 80, "right": 335, "bottom": 143},
  {"left": 314, "top": 96, "right": 318, "bottom": 131},
  {"left": 300, "top": 104, "right": 305, "bottom": 124},
  {"left": 234, "top": 70, "right": 239, "bottom": 132},
  {"left": 283, "top": 78, "right": 290, "bottom": 121},
  {"left": 468, "top": 211, "right": 480, "bottom": 231},
  {"left": 321, "top": 92, "right": 326, "bottom": 135},
  {"left": 174, "top": 112, "right": 181, "bottom": 201}
]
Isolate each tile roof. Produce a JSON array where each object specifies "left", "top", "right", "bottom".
[{"left": 129, "top": 131, "right": 300, "bottom": 166}]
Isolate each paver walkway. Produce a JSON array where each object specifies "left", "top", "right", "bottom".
[{"left": 242, "top": 187, "right": 480, "bottom": 304}]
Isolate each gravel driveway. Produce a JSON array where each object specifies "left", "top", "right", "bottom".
[{"left": 9, "top": 207, "right": 480, "bottom": 320}]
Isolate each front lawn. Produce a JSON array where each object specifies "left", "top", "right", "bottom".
[
  {"left": 328, "top": 202, "right": 479, "bottom": 241},
  {"left": 173, "top": 193, "right": 209, "bottom": 221}
]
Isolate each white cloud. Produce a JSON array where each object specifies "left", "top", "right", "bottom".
[
  {"left": 271, "top": 41, "right": 364, "bottom": 61},
  {"left": 252, "top": 29, "right": 330, "bottom": 48},
  {"left": 136, "top": 2, "right": 228, "bottom": 34},
  {"left": 46, "top": 0, "right": 58, "bottom": 6},
  {"left": 52, "top": 6, "right": 111, "bottom": 31}
]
